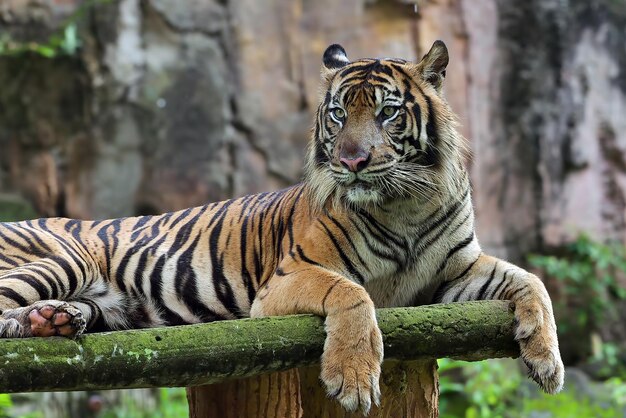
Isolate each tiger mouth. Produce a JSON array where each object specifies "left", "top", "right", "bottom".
[
  {"left": 336, "top": 172, "right": 378, "bottom": 186},
  {"left": 348, "top": 180, "right": 374, "bottom": 189}
]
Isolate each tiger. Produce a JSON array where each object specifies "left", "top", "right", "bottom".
[{"left": 0, "top": 40, "right": 563, "bottom": 414}]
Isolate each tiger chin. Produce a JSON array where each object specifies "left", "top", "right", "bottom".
[{"left": 0, "top": 41, "right": 563, "bottom": 414}]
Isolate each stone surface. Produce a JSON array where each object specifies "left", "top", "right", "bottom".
[{"left": 4, "top": 0, "right": 623, "bottom": 255}]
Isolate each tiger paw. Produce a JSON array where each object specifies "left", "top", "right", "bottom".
[
  {"left": 28, "top": 301, "right": 86, "bottom": 338},
  {"left": 514, "top": 299, "right": 564, "bottom": 394},
  {"left": 1, "top": 300, "right": 86, "bottom": 339},
  {"left": 321, "top": 311, "right": 384, "bottom": 415}
]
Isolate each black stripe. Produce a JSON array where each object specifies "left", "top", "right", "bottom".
[
  {"left": 318, "top": 220, "right": 365, "bottom": 284},
  {"left": 17, "top": 275, "right": 49, "bottom": 299},
  {"left": 410, "top": 188, "right": 469, "bottom": 236},
  {"left": 0, "top": 253, "right": 19, "bottom": 267},
  {"left": 150, "top": 255, "right": 188, "bottom": 325},
  {"left": 39, "top": 259, "right": 66, "bottom": 297},
  {"left": 348, "top": 216, "right": 400, "bottom": 265},
  {"left": 413, "top": 203, "right": 466, "bottom": 258},
  {"left": 490, "top": 270, "right": 511, "bottom": 299},
  {"left": 506, "top": 287, "right": 526, "bottom": 301},
  {"left": 168, "top": 208, "right": 193, "bottom": 229},
  {"left": 477, "top": 263, "right": 498, "bottom": 300},
  {"left": 321, "top": 279, "right": 340, "bottom": 315},
  {"left": 452, "top": 256, "right": 480, "bottom": 282},
  {"left": 174, "top": 235, "right": 225, "bottom": 322},
  {"left": 344, "top": 299, "right": 366, "bottom": 312},
  {"left": 209, "top": 200, "right": 242, "bottom": 317},
  {"left": 237, "top": 194, "right": 256, "bottom": 222},
  {"left": 96, "top": 220, "right": 122, "bottom": 282},
  {"left": 435, "top": 231, "right": 475, "bottom": 276},
  {"left": 339, "top": 61, "right": 376, "bottom": 78},
  {"left": 24, "top": 265, "right": 59, "bottom": 299},
  {"left": 133, "top": 241, "right": 155, "bottom": 292},
  {"left": 36, "top": 219, "right": 89, "bottom": 290},
  {"left": 285, "top": 188, "right": 305, "bottom": 258},
  {"left": 357, "top": 210, "right": 404, "bottom": 247},
  {"left": 296, "top": 245, "right": 321, "bottom": 267},
  {"left": 22, "top": 221, "right": 54, "bottom": 252},
  {"left": 407, "top": 102, "right": 422, "bottom": 150},
  {"left": 402, "top": 79, "right": 415, "bottom": 102},
  {"left": 76, "top": 299, "right": 103, "bottom": 329},
  {"left": 239, "top": 207, "right": 256, "bottom": 306},
  {"left": 48, "top": 255, "right": 78, "bottom": 297},
  {"left": 0, "top": 288, "right": 29, "bottom": 307},
  {"left": 115, "top": 210, "right": 184, "bottom": 294},
  {"left": 327, "top": 216, "right": 370, "bottom": 273},
  {"left": 451, "top": 287, "right": 466, "bottom": 303},
  {"left": 434, "top": 256, "right": 480, "bottom": 303},
  {"left": 446, "top": 210, "right": 473, "bottom": 237},
  {"left": 0, "top": 226, "right": 46, "bottom": 258},
  {"left": 130, "top": 216, "right": 153, "bottom": 241}
]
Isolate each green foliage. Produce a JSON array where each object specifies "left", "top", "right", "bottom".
[
  {"left": 439, "top": 358, "right": 626, "bottom": 418},
  {"left": 0, "top": 24, "right": 79, "bottom": 58},
  {"left": 0, "top": 394, "right": 12, "bottom": 418},
  {"left": 521, "top": 391, "right": 621, "bottom": 418},
  {"left": 100, "top": 388, "right": 189, "bottom": 418},
  {"left": 528, "top": 234, "right": 626, "bottom": 334},
  {"left": 439, "top": 358, "right": 520, "bottom": 418}
]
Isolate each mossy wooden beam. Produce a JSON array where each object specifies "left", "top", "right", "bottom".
[{"left": 0, "top": 301, "right": 518, "bottom": 393}]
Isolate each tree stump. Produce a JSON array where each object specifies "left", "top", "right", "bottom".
[{"left": 187, "top": 360, "right": 439, "bottom": 418}]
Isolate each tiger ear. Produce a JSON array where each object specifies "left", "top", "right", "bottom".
[
  {"left": 415, "top": 40, "right": 449, "bottom": 91},
  {"left": 321, "top": 44, "right": 350, "bottom": 81}
]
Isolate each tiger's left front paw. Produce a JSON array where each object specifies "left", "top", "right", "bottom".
[{"left": 514, "top": 299, "right": 564, "bottom": 394}]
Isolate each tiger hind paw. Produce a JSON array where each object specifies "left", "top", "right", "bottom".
[{"left": 0, "top": 300, "right": 86, "bottom": 339}]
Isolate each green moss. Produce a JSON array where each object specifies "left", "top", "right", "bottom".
[{"left": 0, "top": 302, "right": 517, "bottom": 393}]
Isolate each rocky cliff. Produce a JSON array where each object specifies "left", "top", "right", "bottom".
[{"left": 1, "top": 0, "right": 626, "bottom": 262}]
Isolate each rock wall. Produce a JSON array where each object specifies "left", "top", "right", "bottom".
[{"left": 1, "top": 0, "right": 626, "bottom": 262}]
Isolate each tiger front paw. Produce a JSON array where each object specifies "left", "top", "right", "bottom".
[
  {"left": 514, "top": 299, "right": 564, "bottom": 394},
  {"left": 321, "top": 309, "right": 384, "bottom": 415}
]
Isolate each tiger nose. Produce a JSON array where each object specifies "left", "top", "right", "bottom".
[{"left": 339, "top": 151, "right": 371, "bottom": 172}]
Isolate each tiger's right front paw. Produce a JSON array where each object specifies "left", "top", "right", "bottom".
[{"left": 321, "top": 309, "right": 384, "bottom": 415}]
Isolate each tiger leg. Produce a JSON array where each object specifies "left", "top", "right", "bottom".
[
  {"left": 250, "top": 266, "right": 383, "bottom": 415},
  {"left": 435, "top": 253, "right": 564, "bottom": 393}
]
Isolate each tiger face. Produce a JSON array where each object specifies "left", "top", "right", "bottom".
[{"left": 305, "top": 41, "right": 464, "bottom": 210}]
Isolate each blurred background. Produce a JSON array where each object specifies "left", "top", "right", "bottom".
[{"left": 1, "top": 0, "right": 625, "bottom": 417}]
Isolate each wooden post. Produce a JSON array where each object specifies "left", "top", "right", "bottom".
[
  {"left": 186, "top": 371, "right": 302, "bottom": 418},
  {"left": 299, "top": 360, "right": 439, "bottom": 418},
  {"left": 187, "top": 360, "right": 439, "bottom": 418}
]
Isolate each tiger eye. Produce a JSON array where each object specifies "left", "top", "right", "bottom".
[
  {"left": 332, "top": 108, "right": 345, "bottom": 119},
  {"left": 382, "top": 106, "right": 396, "bottom": 117}
]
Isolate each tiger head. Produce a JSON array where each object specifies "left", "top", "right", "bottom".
[{"left": 304, "top": 41, "right": 467, "bottom": 211}]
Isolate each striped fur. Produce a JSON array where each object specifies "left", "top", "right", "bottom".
[{"left": 0, "top": 41, "right": 562, "bottom": 413}]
